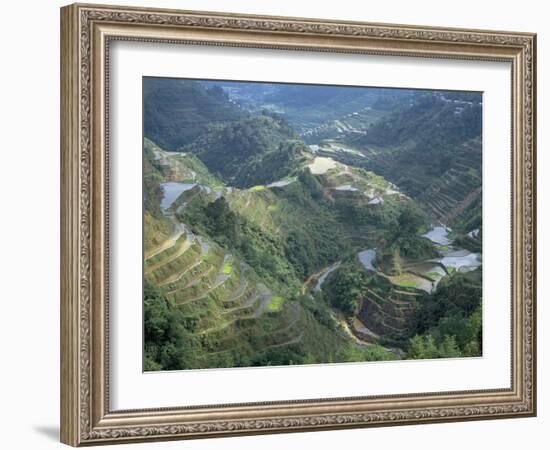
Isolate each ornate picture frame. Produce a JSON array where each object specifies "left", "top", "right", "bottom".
[{"left": 60, "top": 3, "right": 536, "bottom": 446}]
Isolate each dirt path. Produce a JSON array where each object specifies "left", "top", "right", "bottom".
[
  {"left": 174, "top": 273, "right": 230, "bottom": 305},
  {"left": 200, "top": 285, "right": 272, "bottom": 335},
  {"left": 159, "top": 258, "right": 203, "bottom": 286},
  {"left": 264, "top": 331, "right": 304, "bottom": 350},
  {"left": 223, "top": 277, "right": 249, "bottom": 304},
  {"left": 144, "top": 223, "right": 186, "bottom": 261},
  {"left": 144, "top": 235, "right": 193, "bottom": 274},
  {"left": 332, "top": 310, "right": 372, "bottom": 347},
  {"left": 251, "top": 284, "right": 273, "bottom": 318},
  {"left": 222, "top": 293, "right": 259, "bottom": 315},
  {"left": 302, "top": 261, "right": 341, "bottom": 294}
]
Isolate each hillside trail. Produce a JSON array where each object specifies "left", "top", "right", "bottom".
[
  {"left": 175, "top": 272, "right": 231, "bottom": 305},
  {"left": 301, "top": 262, "right": 341, "bottom": 295},
  {"left": 251, "top": 284, "right": 273, "bottom": 318},
  {"left": 332, "top": 309, "right": 371, "bottom": 347},
  {"left": 144, "top": 233, "right": 194, "bottom": 274},
  {"left": 144, "top": 222, "right": 187, "bottom": 260}
]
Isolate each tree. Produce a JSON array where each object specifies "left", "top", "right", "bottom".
[
  {"left": 298, "top": 169, "right": 323, "bottom": 199},
  {"left": 323, "top": 264, "right": 367, "bottom": 316},
  {"left": 393, "top": 247, "right": 403, "bottom": 275},
  {"left": 205, "top": 197, "right": 239, "bottom": 244},
  {"left": 381, "top": 201, "right": 433, "bottom": 265},
  {"left": 407, "top": 334, "right": 440, "bottom": 359},
  {"left": 408, "top": 335, "right": 426, "bottom": 359},
  {"left": 438, "top": 335, "right": 461, "bottom": 358},
  {"left": 143, "top": 284, "right": 201, "bottom": 370}
]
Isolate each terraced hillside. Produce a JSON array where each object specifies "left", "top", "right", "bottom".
[
  {"left": 303, "top": 93, "right": 483, "bottom": 226},
  {"left": 143, "top": 78, "right": 483, "bottom": 370},
  {"left": 144, "top": 222, "right": 307, "bottom": 368},
  {"left": 201, "top": 80, "right": 419, "bottom": 133},
  {"left": 143, "top": 144, "right": 397, "bottom": 370},
  {"left": 319, "top": 229, "right": 480, "bottom": 353}
]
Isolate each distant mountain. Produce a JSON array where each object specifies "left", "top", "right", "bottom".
[
  {"left": 354, "top": 93, "right": 482, "bottom": 150},
  {"left": 182, "top": 114, "right": 306, "bottom": 188},
  {"left": 200, "top": 80, "right": 419, "bottom": 131},
  {"left": 143, "top": 78, "right": 244, "bottom": 151},
  {"left": 349, "top": 93, "right": 482, "bottom": 223},
  {"left": 263, "top": 85, "right": 414, "bottom": 111}
]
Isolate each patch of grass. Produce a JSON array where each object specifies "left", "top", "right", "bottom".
[
  {"left": 396, "top": 280, "right": 419, "bottom": 288},
  {"left": 249, "top": 185, "right": 266, "bottom": 192},
  {"left": 447, "top": 267, "right": 456, "bottom": 274},
  {"left": 222, "top": 257, "right": 233, "bottom": 275},
  {"left": 199, "top": 248, "right": 211, "bottom": 261},
  {"left": 425, "top": 271, "right": 441, "bottom": 281},
  {"left": 177, "top": 178, "right": 196, "bottom": 184},
  {"left": 268, "top": 296, "right": 284, "bottom": 312}
]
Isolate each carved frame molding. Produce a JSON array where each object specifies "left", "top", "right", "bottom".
[{"left": 60, "top": 3, "right": 536, "bottom": 446}]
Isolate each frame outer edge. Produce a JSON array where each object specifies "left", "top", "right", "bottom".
[
  {"left": 61, "top": 4, "right": 81, "bottom": 447},
  {"left": 61, "top": 2, "right": 537, "bottom": 445},
  {"left": 528, "top": 33, "right": 536, "bottom": 416}
]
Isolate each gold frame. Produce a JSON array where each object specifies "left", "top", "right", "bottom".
[{"left": 60, "top": 3, "right": 537, "bottom": 446}]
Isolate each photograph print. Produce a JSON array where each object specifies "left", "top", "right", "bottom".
[{"left": 143, "top": 77, "right": 483, "bottom": 372}]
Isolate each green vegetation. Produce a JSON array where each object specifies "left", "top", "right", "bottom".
[
  {"left": 182, "top": 115, "right": 305, "bottom": 188},
  {"left": 344, "top": 94, "right": 482, "bottom": 225},
  {"left": 322, "top": 263, "right": 366, "bottom": 315},
  {"left": 425, "top": 271, "right": 441, "bottom": 281},
  {"left": 268, "top": 296, "right": 284, "bottom": 312},
  {"left": 144, "top": 284, "right": 202, "bottom": 371},
  {"left": 396, "top": 280, "right": 419, "bottom": 288},
  {"left": 449, "top": 196, "right": 482, "bottom": 252},
  {"left": 349, "top": 200, "right": 438, "bottom": 272},
  {"left": 407, "top": 334, "right": 462, "bottom": 360},
  {"left": 201, "top": 80, "right": 416, "bottom": 131},
  {"left": 143, "top": 78, "right": 483, "bottom": 370},
  {"left": 355, "top": 94, "right": 481, "bottom": 151},
  {"left": 178, "top": 179, "right": 351, "bottom": 286},
  {"left": 143, "top": 144, "right": 169, "bottom": 220},
  {"left": 407, "top": 271, "right": 482, "bottom": 359},
  {"left": 222, "top": 257, "right": 233, "bottom": 275},
  {"left": 382, "top": 202, "right": 433, "bottom": 258},
  {"left": 336, "top": 343, "right": 395, "bottom": 363},
  {"left": 144, "top": 78, "right": 243, "bottom": 151}
]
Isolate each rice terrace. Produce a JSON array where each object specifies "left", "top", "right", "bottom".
[{"left": 143, "top": 78, "right": 483, "bottom": 371}]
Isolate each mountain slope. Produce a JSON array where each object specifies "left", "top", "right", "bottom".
[
  {"left": 182, "top": 114, "right": 306, "bottom": 188},
  {"left": 142, "top": 80, "right": 484, "bottom": 369},
  {"left": 143, "top": 78, "right": 244, "bottom": 151},
  {"left": 143, "top": 142, "right": 395, "bottom": 370},
  {"left": 348, "top": 93, "right": 482, "bottom": 223},
  {"left": 201, "top": 80, "right": 420, "bottom": 131}
]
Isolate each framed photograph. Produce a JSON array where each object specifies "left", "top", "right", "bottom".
[{"left": 60, "top": 3, "right": 537, "bottom": 446}]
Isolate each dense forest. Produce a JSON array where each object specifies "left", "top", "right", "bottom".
[{"left": 143, "top": 78, "right": 483, "bottom": 370}]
